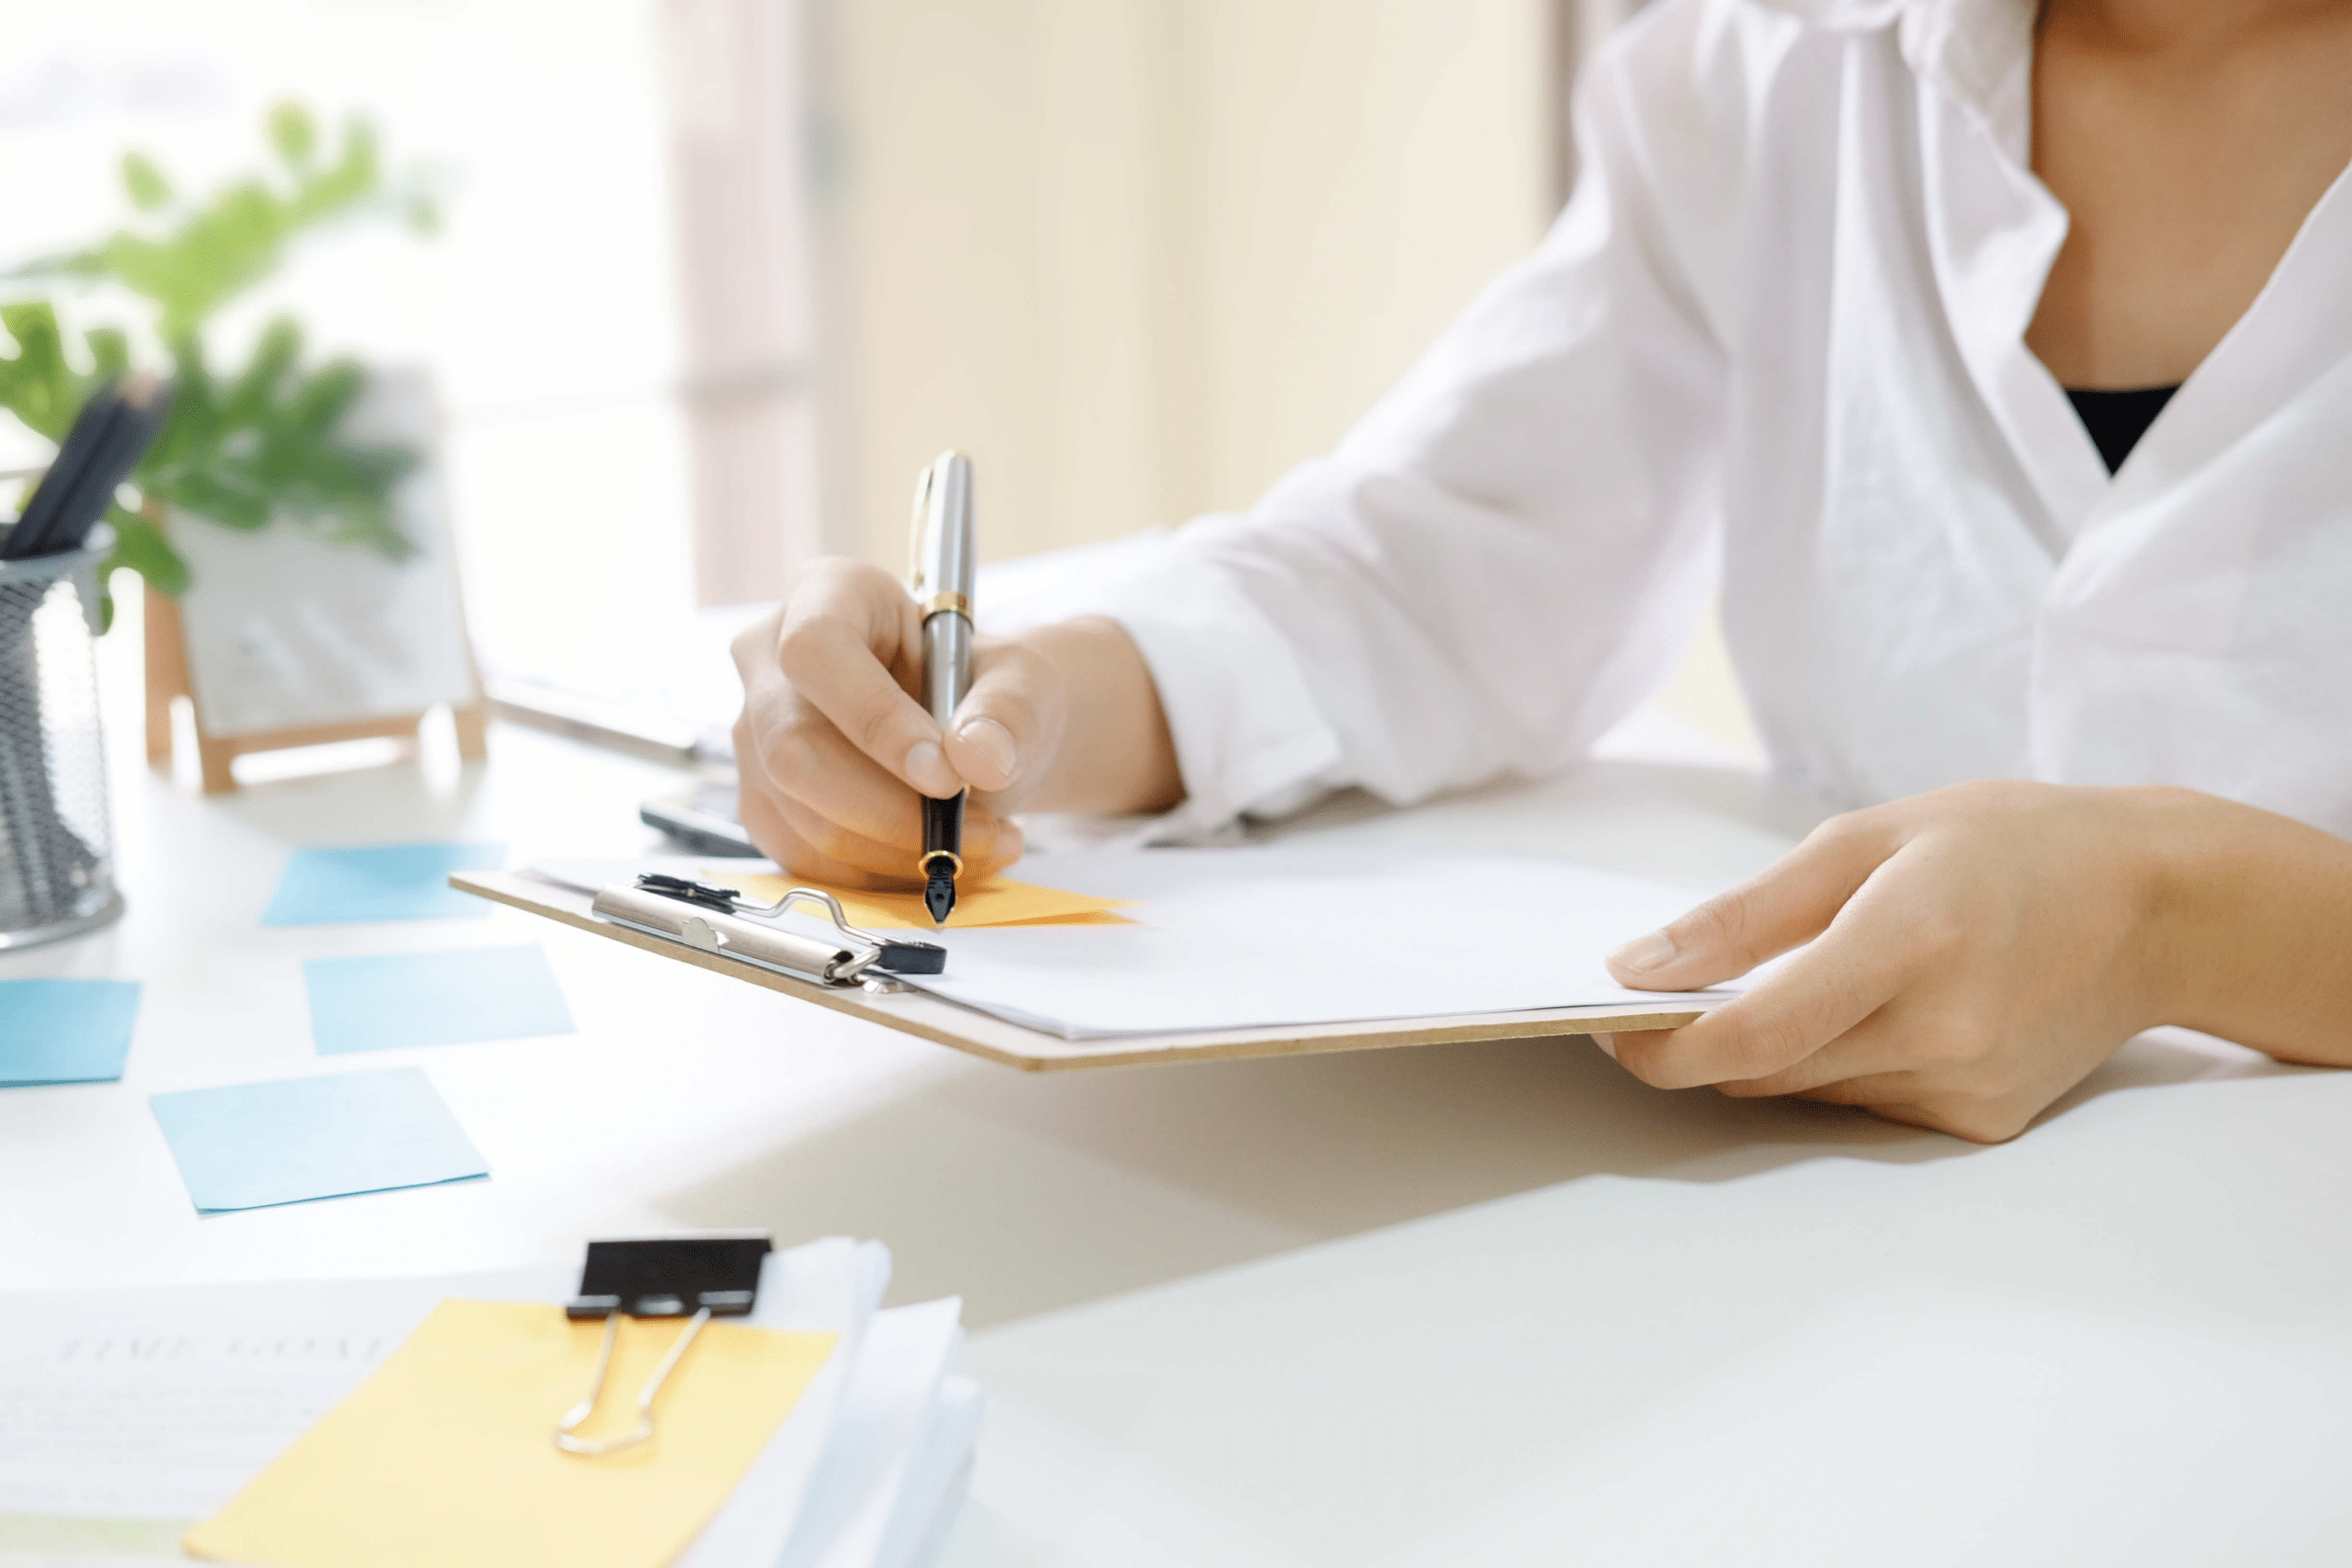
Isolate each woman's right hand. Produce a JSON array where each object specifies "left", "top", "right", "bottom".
[
  {"left": 729, "top": 557, "right": 1181, "bottom": 888},
  {"left": 730, "top": 558, "right": 1042, "bottom": 887}
]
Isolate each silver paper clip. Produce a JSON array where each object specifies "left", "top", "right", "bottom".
[
  {"left": 552, "top": 1233, "right": 773, "bottom": 1456},
  {"left": 554, "top": 1309, "right": 710, "bottom": 1455}
]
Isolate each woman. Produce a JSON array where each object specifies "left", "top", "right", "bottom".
[{"left": 733, "top": 0, "right": 2352, "bottom": 1141}]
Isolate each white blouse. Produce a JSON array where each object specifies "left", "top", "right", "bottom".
[{"left": 1031, "top": 0, "right": 2352, "bottom": 842}]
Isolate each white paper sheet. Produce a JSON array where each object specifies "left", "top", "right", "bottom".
[
  {"left": 882, "top": 1378, "right": 984, "bottom": 1568},
  {"left": 678, "top": 1238, "right": 891, "bottom": 1568},
  {"left": 0, "top": 1267, "right": 562, "bottom": 1521},
  {"left": 887, "top": 849, "right": 1733, "bottom": 1039},
  {"left": 778, "top": 1297, "right": 966, "bottom": 1568}
]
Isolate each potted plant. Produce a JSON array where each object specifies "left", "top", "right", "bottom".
[{"left": 0, "top": 101, "right": 438, "bottom": 619}]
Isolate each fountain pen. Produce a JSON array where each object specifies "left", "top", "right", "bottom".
[{"left": 910, "top": 451, "right": 976, "bottom": 927}]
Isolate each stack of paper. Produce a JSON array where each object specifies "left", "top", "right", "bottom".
[{"left": 0, "top": 1239, "right": 977, "bottom": 1568}]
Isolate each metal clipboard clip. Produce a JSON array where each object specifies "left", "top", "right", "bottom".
[{"left": 590, "top": 873, "right": 946, "bottom": 991}]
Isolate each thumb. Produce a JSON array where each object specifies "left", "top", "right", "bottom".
[
  {"left": 1605, "top": 814, "right": 1894, "bottom": 989},
  {"left": 939, "top": 638, "right": 1066, "bottom": 799}
]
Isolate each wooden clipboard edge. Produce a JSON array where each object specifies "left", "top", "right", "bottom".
[{"left": 450, "top": 868, "right": 1719, "bottom": 1073}]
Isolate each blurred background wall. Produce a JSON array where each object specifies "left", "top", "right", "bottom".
[
  {"left": 823, "top": 0, "right": 1557, "bottom": 567},
  {"left": 0, "top": 0, "right": 1755, "bottom": 759}
]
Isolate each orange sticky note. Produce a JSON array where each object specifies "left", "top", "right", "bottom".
[
  {"left": 711, "top": 870, "right": 1131, "bottom": 930},
  {"left": 185, "top": 1301, "right": 835, "bottom": 1568}
]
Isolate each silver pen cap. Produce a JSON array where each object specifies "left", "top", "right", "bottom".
[{"left": 909, "top": 450, "right": 976, "bottom": 617}]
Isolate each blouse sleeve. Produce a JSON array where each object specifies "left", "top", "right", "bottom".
[{"left": 1039, "top": 0, "right": 1770, "bottom": 840}]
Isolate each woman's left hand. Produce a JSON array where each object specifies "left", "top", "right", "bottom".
[{"left": 1600, "top": 780, "right": 2183, "bottom": 1143}]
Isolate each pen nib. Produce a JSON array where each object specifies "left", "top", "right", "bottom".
[{"left": 924, "top": 869, "right": 956, "bottom": 929}]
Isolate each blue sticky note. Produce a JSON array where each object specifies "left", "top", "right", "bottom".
[
  {"left": 0, "top": 978, "right": 141, "bottom": 1086},
  {"left": 262, "top": 841, "right": 505, "bottom": 925},
  {"left": 305, "top": 945, "right": 574, "bottom": 1055},
  {"left": 149, "top": 1067, "right": 490, "bottom": 1213}
]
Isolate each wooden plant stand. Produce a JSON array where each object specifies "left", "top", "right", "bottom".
[{"left": 143, "top": 587, "right": 488, "bottom": 794}]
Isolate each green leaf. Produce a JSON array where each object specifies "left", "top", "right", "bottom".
[
  {"left": 67, "top": 118, "right": 390, "bottom": 338},
  {"left": 103, "top": 506, "right": 191, "bottom": 598},
  {"left": 122, "top": 152, "right": 173, "bottom": 212},
  {"left": 267, "top": 101, "right": 318, "bottom": 166},
  {"left": 288, "top": 119, "right": 380, "bottom": 230},
  {"left": 85, "top": 326, "right": 130, "bottom": 380},
  {"left": 220, "top": 317, "right": 303, "bottom": 429},
  {"left": 0, "top": 303, "right": 85, "bottom": 439},
  {"left": 161, "top": 469, "right": 271, "bottom": 533},
  {"left": 137, "top": 331, "right": 211, "bottom": 474}
]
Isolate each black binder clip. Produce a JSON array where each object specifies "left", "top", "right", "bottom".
[
  {"left": 553, "top": 1232, "right": 773, "bottom": 1455},
  {"left": 633, "top": 873, "right": 948, "bottom": 976}
]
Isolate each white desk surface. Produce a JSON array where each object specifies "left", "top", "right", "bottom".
[{"left": 4, "top": 718, "right": 2345, "bottom": 1567}]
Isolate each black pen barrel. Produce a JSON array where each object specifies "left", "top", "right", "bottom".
[
  {"left": 922, "top": 791, "right": 964, "bottom": 925},
  {"left": 922, "top": 790, "right": 966, "bottom": 863},
  {"left": 6, "top": 389, "right": 123, "bottom": 559}
]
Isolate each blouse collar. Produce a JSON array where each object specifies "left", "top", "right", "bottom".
[{"left": 1754, "top": 0, "right": 2038, "bottom": 162}]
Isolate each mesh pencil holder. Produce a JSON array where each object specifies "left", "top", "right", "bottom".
[{"left": 0, "top": 522, "right": 122, "bottom": 950}]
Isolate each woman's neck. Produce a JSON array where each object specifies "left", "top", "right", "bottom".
[
  {"left": 2026, "top": 0, "right": 2352, "bottom": 389},
  {"left": 2042, "top": 0, "right": 2349, "bottom": 53}
]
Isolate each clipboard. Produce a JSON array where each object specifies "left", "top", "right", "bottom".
[{"left": 452, "top": 869, "right": 1718, "bottom": 1073}]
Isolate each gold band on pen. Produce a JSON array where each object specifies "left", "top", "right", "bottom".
[
  {"left": 918, "top": 591, "right": 971, "bottom": 620},
  {"left": 919, "top": 850, "right": 964, "bottom": 877}
]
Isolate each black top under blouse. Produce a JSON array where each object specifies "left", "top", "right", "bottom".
[{"left": 2065, "top": 385, "right": 2179, "bottom": 474}]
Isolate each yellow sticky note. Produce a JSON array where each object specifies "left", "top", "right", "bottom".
[
  {"left": 711, "top": 869, "right": 1132, "bottom": 930},
  {"left": 185, "top": 1301, "right": 835, "bottom": 1568}
]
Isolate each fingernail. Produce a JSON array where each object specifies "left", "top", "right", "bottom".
[
  {"left": 957, "top": 717, "right": 1018, "bottom": 784},
  {"left": 904, "top": 739, "right": 959, "bottom": 797},
  {"left": 1608, "top": 931, "right": 1678, "bottom": 976}
]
